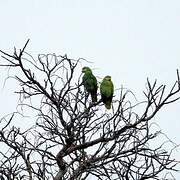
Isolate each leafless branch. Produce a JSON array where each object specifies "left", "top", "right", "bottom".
[{"left": 0, "top": 41, "right": 179, "bottom": 180}]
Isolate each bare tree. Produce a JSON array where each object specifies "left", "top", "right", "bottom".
[{"left": 0, "top": 40, "right": 179, "bottom": 180}]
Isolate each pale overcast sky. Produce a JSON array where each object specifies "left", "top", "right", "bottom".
[{"left": 0, "top": 0, "right": 180, "bottom": 179}]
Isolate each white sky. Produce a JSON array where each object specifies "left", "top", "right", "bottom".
[{"left": 0, "top": 0, "right": 180, "bottom": 179}]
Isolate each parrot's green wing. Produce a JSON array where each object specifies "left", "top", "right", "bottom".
[
  {"left": 100, "top": 76, "right": 114, "bottom": 109},
  {"left": 82, "top": 67, "right": 98, "bottom": 102}
]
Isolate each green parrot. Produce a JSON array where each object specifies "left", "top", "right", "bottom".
[
  {"left": 100, "top": 76, "right": 114, "bottom": 109},
  {"left": 82, "top": 67, "right": 98, "bottom": 102}
]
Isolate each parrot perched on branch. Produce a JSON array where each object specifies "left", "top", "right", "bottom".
[
  {"left": 100, "top": 76, "right": 114, "bottom": 109},
  {"left": 82, "top": 67, "right": 98, "bottom": 102}
]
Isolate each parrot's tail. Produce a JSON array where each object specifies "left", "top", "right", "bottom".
[
  {"left": 105, "top": 101, "right": 111, "bottom": 109},
  {"left": 91, "top": 93, "right": 97, "bottom": 102}
]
